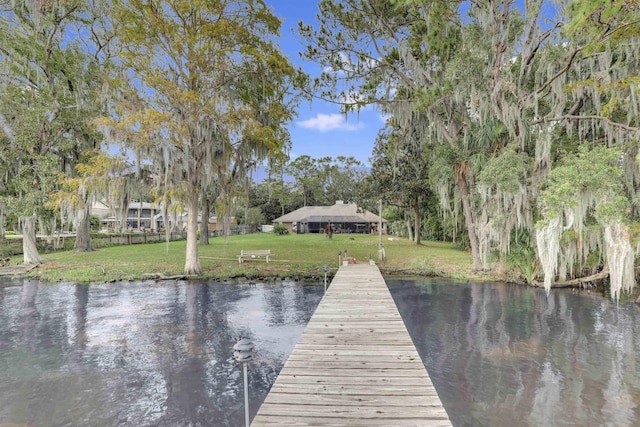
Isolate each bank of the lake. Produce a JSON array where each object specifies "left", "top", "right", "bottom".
[
  {"left": 7, "top": 233, "right": 500, "bottom": 284},
  {"left": 6, "top": 233, "right": 640, "bottom": 303}
]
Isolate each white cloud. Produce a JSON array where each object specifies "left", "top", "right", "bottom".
[{"left": 297, "top": 114, "right": 363, "bottom": 132}]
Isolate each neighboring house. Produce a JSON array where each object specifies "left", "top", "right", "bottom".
[
  {"left": 92, "top": 200, "right": 238, "bottom": 233},
  {"left": 96, "top": 201, "right": 160, "bottom": 231},
  {"left": 90, "top": 200, "right": 111, "bottom": 220},
  {"left": 273, "top": 201, "right": 387, "bottom": 234},
  {"left": 207, "top": 216, "right": 238, "bottom": 233}
]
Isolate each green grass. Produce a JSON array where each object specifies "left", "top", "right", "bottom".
[{"left": 12, "top": 232, "right": 497, "bottom": 283}]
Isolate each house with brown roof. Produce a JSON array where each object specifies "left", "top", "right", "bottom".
[{"left": 273, "top": 201, "right": 387, "bottom": 234}]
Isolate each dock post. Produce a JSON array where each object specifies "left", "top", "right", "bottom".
[
  {"left": 323, "top": 264, "right": 329, "bottom": 294},
  {"left": 233, "top": 338, "right": 255, "bottom": 427},
  {"left": 243, "top": 362, "right": 249, "bottom": 427}
]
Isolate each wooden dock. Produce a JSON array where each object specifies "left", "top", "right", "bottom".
[{"left": 252, "top": 264, "right": 451, "bottom": 426}]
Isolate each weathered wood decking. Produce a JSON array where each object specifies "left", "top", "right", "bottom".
[{"left": 252, "top": 264, "right": 451, "bottom": 426}]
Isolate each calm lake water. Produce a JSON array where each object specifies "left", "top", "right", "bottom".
[
  {"left": 1, "top": 276, "right": 639, "bottom": 426},
  {"left": 387, "top": 277, "right": 640, "bottom": 427},
  {"left": 0, "top": 278, "right": 323, "bottom": 426}
]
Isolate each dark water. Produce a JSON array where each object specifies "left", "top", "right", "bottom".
[
  {"left": 2, "top": 277, "right": 639, "bottom": 427},
  {"left": 0, "top": 277, "right": 323, "bottom": 427},
  {"left": 387, "top": 278, "right": 640, "bottom": 427}
]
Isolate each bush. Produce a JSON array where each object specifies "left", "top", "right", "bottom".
[
  {"left": 506, "top": 232, "right": 540, "bottom": 283},
  {"left": 90, "top": 215, "right": 101, "bottom": 231},
  {"left": 273, "top": 224, "right": 289, "bottom": 235},
  {"left": 246, "top": 207, "right": 265, "bottom": 231}
]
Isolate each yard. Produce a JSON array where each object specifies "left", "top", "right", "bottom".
[{"left": 18, "top": 232, "right": 485, "bottom": 283}]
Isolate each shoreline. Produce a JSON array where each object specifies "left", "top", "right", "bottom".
[
  {"left": 2, "top": 234, "right": 638, "bottom": 303},
  {"left": 3, "top": 260, "right": 639, "bottom": 304}
]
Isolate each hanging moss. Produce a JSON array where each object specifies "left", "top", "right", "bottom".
[{"left": 537, "top": 146, "right": 635, "bottom": 299}]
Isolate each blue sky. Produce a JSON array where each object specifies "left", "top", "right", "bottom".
[
  {"left": 265, "top": 0, "right": 560, "bottom": 167},
  {"left": 267, "top": 1, "right": 384, "bottom": 166}
]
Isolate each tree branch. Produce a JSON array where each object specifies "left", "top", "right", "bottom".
[
  {"left": 534, "top": 115, "right": 640, "bottom": 133},
  {"left": 522, "top": 47, "right": 583, "bottom": 106}
]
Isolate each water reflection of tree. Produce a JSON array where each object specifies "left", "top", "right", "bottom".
[
  {"left": 0, "top": 280, "right": 325, "bottom": 427},
  {"left": 291, "top": 282, "right": 324, "bottom": 324},
  {"left": 390, "top": 279, "right": 640, "bottom": 426},
  {"left": 0, "top": 280, "right": 41, "bottom": 422},
  {"left": 153, "top": 284, "right": 210, "bottom": 425},
  {"left": 262, "top": 281, "right": 323, "bottom": 326},
  {"left": 0, "top": 282, "right": 119, "bottom": 426},
  {"left": 149, "top": 282, "right": 257, "bottom": 426},
  {"left": 18, "top": 279, "right": 39, "bottom": 333},
  {"left": 71, "top": 284, "right": 89, "bottom": 351},
  {"left": 263, "top": 282, "right": 286, "bottom": 325}
]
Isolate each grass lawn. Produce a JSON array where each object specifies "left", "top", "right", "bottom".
[{"left": 14, "top": 232, "right": 499, "bottom": 283}]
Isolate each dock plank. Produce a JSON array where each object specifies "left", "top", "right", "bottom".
[{"left": 251, "top": 264, "right": 451, "bottom": 426}]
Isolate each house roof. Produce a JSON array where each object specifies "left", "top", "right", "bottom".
[
  {"left": 90, "top": 201, "right": 111, "bottom": 218},
  {"left": 273, "top": 202, "right": 385, "bottom": 224},
  {"left": 127, "top": 201, "right": 158, "bottom": 210},
  {"left": 304, "top": 215, "right": 368, "bottom": 223}
]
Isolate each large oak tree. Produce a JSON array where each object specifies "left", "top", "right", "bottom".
[
  {"left": 0, "top": 0, "right": 109, "bottom": 261},
  {"left": 302, "top": 0, "right": 640, "bottom": 299},
  {"left": 107, "top": 0, "right": 300, "bottom": 274}
]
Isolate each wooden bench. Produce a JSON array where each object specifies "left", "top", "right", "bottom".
[{"left": 238, "top": 249, "right": 272, "bottom": 264}]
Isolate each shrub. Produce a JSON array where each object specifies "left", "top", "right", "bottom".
[
  {"left": 273, "top": 224, "right": 289, "bottom": 235},
  {"left": 90, "top": 215, "right": 101, "bottom": 231},
  {"left": 506, "top": 232, "right": 540, "bottom": 283},
  {"left": 246, "top": 207, "right": 265, "bottom": 231}
]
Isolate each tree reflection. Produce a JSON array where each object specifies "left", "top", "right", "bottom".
[
  {"left": 0, "top": 279, "right": 323, "bottom": 427},
  {"left": 155, "top": 284, "right": 211, "bottom": 425},
  {"left": 151, "top": 282, "right": 261, "bottom": 426},
  {"left": 16, "top": 280, "right": 39, "bottom": 352},
  {"left": 263, "top": 283, "right": 286, "bottom": 325},
  {"left": 388, "top": 278, "right": 640, "bottom": 427},
  {"left": 72, "top": 284, "right": 89, "bottom": 349}
]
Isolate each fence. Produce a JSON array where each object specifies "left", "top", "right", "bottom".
[
  {"left": 1, "top": 231, "right": 187, "bottom": 258},
  {"left": 91, "top": 231, "right": 187, "bottom": 249},
  {"left": 1, "top": 226, "right": 257, "bottom": 257}
]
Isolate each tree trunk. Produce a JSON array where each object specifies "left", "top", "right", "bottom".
[
  {"left": 413, "top": 201, "right": 421, "bottom": 245},
  {"left": 531, "top": 268, "right": 609, "bottom": 288},
  {"left": 199, "top": 194, "right": 210, "bottom": 245},
  {"left": 457, "top": 175, "right": 483, "bottom": 271},
  {"left": 75, "top": 206, "right": 94, "bottom": 252},
  {"left": 406, "top": 213, "right": 413, "bottom": 242},
  {"left": 184, "top": 192, "right": 202, "bottom": 275},
  {"left": 0, "top": 202, "right": 5, "bottom": 239},
  {"left": 19, "top": 215, "right": 44, "bottom": 265}
]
